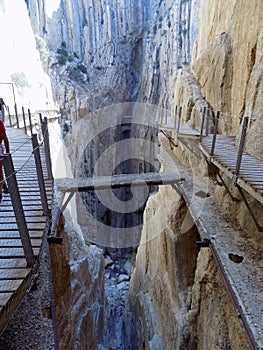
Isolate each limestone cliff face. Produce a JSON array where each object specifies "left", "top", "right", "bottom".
[
  {"left": 49, "top": 215, "right": 105, "bottom": 349},
  {"left": 25, "top": 0, "right": 262, "bottom": 349},
  {"left": 126, "top": 1, "right": 262, "bottom": 349},
  {"left": 126, "top": 183, "right": 249, "bottom": 349},
  {"left": 27, "top": 0, "right": 197, "bottom": 116},
  {"left": 175, "top": 0, "right": 263, "bottom": 158}
]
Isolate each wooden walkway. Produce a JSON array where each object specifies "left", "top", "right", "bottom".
[
  {"left": 200, "top": 134, "right": 263, "bottom": 205},
  {"left": 0, "top": 127, "right": 52, "bottom": 332},
  {"left": 160, "top": 116, "right": 263, "bottom": 206}
]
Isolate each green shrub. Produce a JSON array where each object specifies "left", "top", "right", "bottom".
[
  {"left": 10, "top": 72, "right": 30, "bottom": 96},
  {"left": 35, "top": 35, "right": 49, "bottom": 63},
  {"left": 57, "top": 43, "right": 68, "bottom": 65}
]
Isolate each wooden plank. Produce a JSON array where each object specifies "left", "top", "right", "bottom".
[
  {"left": 0, "top": 223, "right": 45, "bottom": 231},
  {"left": 0, "top": 231, "right": 43, "bottom": 239},
  {"left": 199, "top": 138, "right": 263, "bottom": 204},
  {"left": 56, "top": 172, "right": 182, "bottom": 192},
  {"left": 0, "top": 259, "right": 27, "bottom": 269},
  {"left": 0, "top": 268, "right": 30, "bottom": 280},
  {"left": 0, "top": 247, "right": 40, "bottom": 258},
  {"left": 0, "top": 293, "right": 13, "bottom": 306},
  {"left": 0, "top": 217, "right": 46, "bottom": 224},
  {"left": 0, "top": 280, "right": 23, "bottom": 292},
  {"left": 0, "top": 205, "right": 45, "bottom": 212},
  {"left": 239, "top": 170, "right": 263, "bottom": 174},
  {"left": 0, "top": 210, "right": 45, "bottom": 218},
  {"left": 0, "top": 239, "right": 42, "bottom": 248}
]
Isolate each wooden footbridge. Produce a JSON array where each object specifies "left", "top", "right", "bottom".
[{"left": 0, "top": 116, "right": 53, "bottom": 333}]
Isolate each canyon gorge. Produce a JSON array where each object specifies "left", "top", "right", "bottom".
[{"left": 0, "top": 0, "right": 262, "bottom": 349}]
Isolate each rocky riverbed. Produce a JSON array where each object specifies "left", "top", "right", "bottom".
[{"left": 99, "top": 254, "right": 134, "bottom": 350}]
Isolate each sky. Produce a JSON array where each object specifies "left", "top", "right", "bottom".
[
  {"left": 45, "top": 0, "right": 60, "bottom": 18},
  {"left": 0, "top": 0, "right": 55, "bottom": 112}
]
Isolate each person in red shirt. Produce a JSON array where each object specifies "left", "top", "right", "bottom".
[{"left": 0, "top": 119, "right": 10, "bottom": 202}]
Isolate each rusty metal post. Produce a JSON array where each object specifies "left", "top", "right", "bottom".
[
  {"left": 200, "top": 107, "right": 206, "bottom": 141},
  {"left": 2, "top": 154, "right": 35, "bottom": 267},
  {"left": 205, "top": 108, "right": 210, "bottom": 136},
  {"left": 235, "top": 116, "right": 249, "bottom": 179},
  {"left": 174, "top": 105, "right": 178, "bottom": 130},
  {"left": 32, "top": 134, "right": 50, "bottom": 215},
  {"left": 41, "top": 117, "right": 53, "bottom": 181},
  {"left": 176, "top": 106, "right": 182, "bottom": 137},
  {"left": 210, "top": 111, "right": 220, "bottom": 156},
  {"left": 14, "top": 103, "right": 19, "bottom": 128},
  {"left": 22, "top": 107, "right": 27, "bottom": 134},
  {"left": 28, "top": 109, "right": 33, "bottom": 135}
]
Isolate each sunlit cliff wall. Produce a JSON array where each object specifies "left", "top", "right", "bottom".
[
  {"left": 26, "top": 0, "right": 197, "bottom": 117},
  {"left": 127, "top": 0, "right": 262, "bottom": 349},
  {"left": 175, "top": 0, "right": 263, "bottom": 159}
]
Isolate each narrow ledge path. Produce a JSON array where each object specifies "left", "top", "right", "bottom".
[{"left": 158, "top": 134, "right": 263, "bottom": 350}]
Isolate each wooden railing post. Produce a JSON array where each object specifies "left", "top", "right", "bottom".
[
  {"left": 3, "top": 154, "right": 35, "bottom": 267},
  {"left": 22, "top": 107, "right": 27, "bottom": 134},
  {"left": 235, "top": 116, "right": 249, "bottom": 179},
  {"left": 210, "top": 111, "right": 220, "bottom": 156},
  {"left": 41, "top": 117, "right": 53, "bottom": 181},
  {"left": 32, "top": 134, "right": 50, "bottom": 216}
]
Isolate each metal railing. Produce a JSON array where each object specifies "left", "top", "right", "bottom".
[{"left": 159, "top": 104, "right": 258, "bottom": 185}]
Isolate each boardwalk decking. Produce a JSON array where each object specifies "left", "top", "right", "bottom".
[
  {"left": 199, "top": 134, "right": 263, "bottom": 204},
  {"left": 0, "top": 127, "right": 52, "bottom": 332}
]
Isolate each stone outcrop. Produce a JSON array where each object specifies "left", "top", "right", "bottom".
[
  {"left": 49, "top": 215, "right": 105, "bottom": 349},
  {"left": 126, "top": 181, "right": 249, "bottom": 349}
]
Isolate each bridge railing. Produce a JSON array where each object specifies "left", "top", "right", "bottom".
[
  {"left": 0, "top": 116, "right": 53, "bottom": 267},
  {"left": 159, "top": 103, "right": 261, "bottom": 190}
]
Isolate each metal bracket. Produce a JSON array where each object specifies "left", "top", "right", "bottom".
[
  {"left": 160, "top": 129, "right": 178, "bottom": 149},
  {"left": 216, "top": 170, "right": 240, "bottom": 202},
  {"left": 196, "top": 239, "right": 210, "bottom": 248},
  {"left": 47, "top": 236, "right": 63, "bottom": 245},
  {"left": 205, "top": 160, "right": 239, "bottom": 202},
  {"left": 235, "top": 184, "right": 263, "bottom": 232},
  {"left": 170, "top": 183, "right": 182, "bottom": 197}
]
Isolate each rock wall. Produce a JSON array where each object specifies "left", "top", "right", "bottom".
[
  {"left": 125, "top": 0, "right": 262, "bottom": 349},
  {"left": 175, "top": 0, "right": 263, "bottom": 158},
  {"left": 126, "top": 181, "right": 249, "bottom": 349},
  {"left": 26, "top": 0, "right": 198, "bottom": 116},
  {"left": 25, "top": 0, "right": 263, "bottom": 349},
  {"left": 49, "top": 215, "right": 105, "bottom": 349}
]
